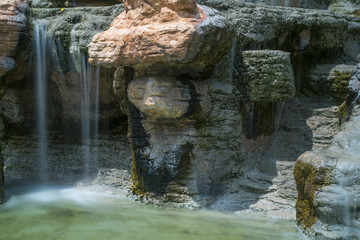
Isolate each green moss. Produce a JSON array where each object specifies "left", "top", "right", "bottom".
[
  {"left": 294, "top": 160, "right": 331, "bottom": 228},
  {"left": 130, "top": 151, "right": 146, "bottom": 196},
  {"left": 338, "top": 100, "right": 349, "bottom": 125}
]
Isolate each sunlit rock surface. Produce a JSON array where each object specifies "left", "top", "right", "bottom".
[
  {"left": 295, "top": 107, "right": 360, "bottom": 239},
  {"left": 88, "top": 0, "right": 233, "bottom": 76}
]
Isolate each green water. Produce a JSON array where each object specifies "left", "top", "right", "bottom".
[{"left": 0, "top": 188, "right": 306, "bottom": 240}]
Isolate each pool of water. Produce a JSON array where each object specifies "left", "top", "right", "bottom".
[{"left": 0, "top": 188, "right": 306, "bottom": 240}]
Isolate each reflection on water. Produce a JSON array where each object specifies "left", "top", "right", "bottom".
[{"left": 0, "top": 188, "right": 306, "bottom": 240}]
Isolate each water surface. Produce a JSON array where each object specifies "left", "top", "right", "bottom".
[{"left": 0, "top": 188, "right": 306, "bottom": 240}]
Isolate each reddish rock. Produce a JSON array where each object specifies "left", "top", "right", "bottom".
[
  {"left": 0, "top": 0, "right": 28, "bottom": 78},
  {"left": 88, "top": 0, "right": 233, "bottom": 76}
]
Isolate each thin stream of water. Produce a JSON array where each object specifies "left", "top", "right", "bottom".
[{"left": 34, "top": 19, "right": 48, "bottom": 182}]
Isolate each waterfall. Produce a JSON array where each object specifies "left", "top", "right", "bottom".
[
  {"left": 34, "top": 19, "right": 48, "bottom": 182},
  {"left": 77, "top": 52, "right": 100, "bottom": 181}
]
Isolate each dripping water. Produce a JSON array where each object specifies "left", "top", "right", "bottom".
[
  {"left": 79, "top": 54, "right": 91, "bottom": 179},
  {"left": 76, "top": 51, "right": 100, "bottom": 181},
  {"left": 34, "top": 19, "right": 48, "bottom": 182},
  {"left": 274, "top": 101, "right": 285, "bottom": 132},
  {"left": 335, "top": 172, "right": 354, "bottom": 237}
]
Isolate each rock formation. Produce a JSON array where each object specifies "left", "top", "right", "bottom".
[
  {"left": 0, "top": 0, "right": 28, "bottom": 80},
  {"left": 89, "top": 0, "right": 298, "bottom": 205},
  {"left": 0, "top": 0, "right": 360, "bottom": 239},
  {"left": 89, "top": 1, "right": 234, "bottom": 77},
  {"left": 89, "top": 0, "right": 237, "bottom": 196},
  {"left": 0, "top": 0, "right": 29, "bottom": 203}
]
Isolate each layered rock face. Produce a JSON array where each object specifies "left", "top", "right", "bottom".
[
  {"left": 240, "top": 50, "right": 295, "bottom": 102},
  {"left": 1, "top": 5, "right": 126, "bottom": 132},
  {"left": 294, "top": 111, "right": 360, "bottom": 239},
  {"left": 0, "top": 0, "right": 29, "bottom": 203},
  {"left": 90, "top": 0, "right": 300, "bottom": 208},
  {"left": 89, "top": 0, "right": 239, "bottom": 197},
  {"left": 89, "top": 0, "right": 234, "bottom": 77},
  {"left": 295, "top": 62, "right": 360, "bottom": 239},
  {"left": 0, "top": 0, "right": 28, "bottom": 79}
]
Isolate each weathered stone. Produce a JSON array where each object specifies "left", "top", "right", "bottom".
[
  {"left": 329, "top": 0, "right": 360, "bottom": 17},
  {"left": 31, "top": 0, "right": 121, "bottom": 8},
  {"left": 51, "top": 67, "right": 124, "bottom": 125},
  {"left": 31, "top": 4, "right": 124, "bottom": 56},
  {"left": 128, "top": 77, "right": 193, "bottom": 120},
  {"left": 88, "top": 0, "right": 234, "bottom": 76},
  {"left": 329, "top": 64, "right": 355, "bottom": 102},
  {"left": 349, "top": 62, "right": 360, "bottom": 94},
  {"left": 294, "top": 106, "right": 360, "bottom": 239},
  {"left": 240, "top": 50, "right": 295, "bottom": 102},
  {"left": 113, "top": 66, "right": 128, "bottom": 114},
  {"left": 305, "top": 64, "right": 355, "bottom": 101},
  {"left": 0, "top": 0, "right": 29, "bottom": 78},
  {"left": 1, "top": 131, "right": 132, "bottom": 184}
]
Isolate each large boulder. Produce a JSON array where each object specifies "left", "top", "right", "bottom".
[
  {"left": 240, "top": 50, "right": 295, "bottom": 102},
  {"left": 88, "top": 0, "right": 234, "bottom": 76}
]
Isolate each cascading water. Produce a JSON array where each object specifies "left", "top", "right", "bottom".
[
  {"left": 33, "top": 19, "right": 48, "bottom": 182},
  {"left": 79, "top": 54, "right": 91, "bottom": 178},
  {"left": 77, "top": 51, "right": 100, "bottom": 180}
]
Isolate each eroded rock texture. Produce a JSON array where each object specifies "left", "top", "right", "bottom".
[
  {"left": 240, "top": 50, "right": 295, "bottom": 102},
  {"left": 0, "top": 0, "right": 29, "bottom": 203},
  {"left": 88, "top": 0, "right": 233, "bottom": 76},
  {"left": 89, "top": 0, "right": 237, "bottom": 198},
  {"left": 294, "top": 109, "right": 360, "bottom": 239},
  {"left": 0, "top": 0, "right": 28, "bottom": 79}
]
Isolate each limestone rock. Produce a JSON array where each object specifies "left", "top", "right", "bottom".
[
  {"left": 329, "top": 0, "right": 360, "bottom": 17},
  {"left": 349, "top": 62, "right": 360, "bottom": 94},
  {"left": 329, "top": 64, "right": 355, "bottom": 102},
  {"left": 294, "top": 106, "right": 360, "bottom": 239},
  {"left": 31, "top": 4, "right": 124, "bottom": 56},
  {"left": 31, "top": 0, "right": 121, "bottom": 8},
  {"left": 88, "top": 0, "right": 234, "bottom": 76},
  {"left": 306, "top": 64, "right": 354, "bottom": 101},
  {"left": 240, "top": 50, "right": 295, "bottom": 102},
  {"left": 113, "top": 66, "right": 128, "bottom": 114},
  {"left": 0, "top": 0, "right": 29, "bottom": 78},
  {"left": 128, "top": 77, "right": 193, "bottom": 120}
]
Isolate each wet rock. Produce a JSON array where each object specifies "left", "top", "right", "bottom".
[
  {"left": 50, "top": 67, "right": 123, "bottom": 125},
  {"left": 348, "top": 62, "right": 360, "bottom": 94},
  {"left": 1, "top": 131, "right": 132, "bottom": 184},
  {"left": 240, "top": 50, "right": 295, "bottom": 102},
  {"left": 306, "top": 64, "right": 355, "bottom": 101},
  {"left": 329, "top": 65, "right": 355, "bottom": 102},
  {"left": 0, "top": 0, "right": 29, "bottom": 78},
  {"left": 31, "top": 4, "right": 124, "bottom": 56},
  {"left": 294, "top": 106, "right": 360, "bottom": 239},
  {"left": 113, "top": 66, "right": 128, "bottom": 114}
]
